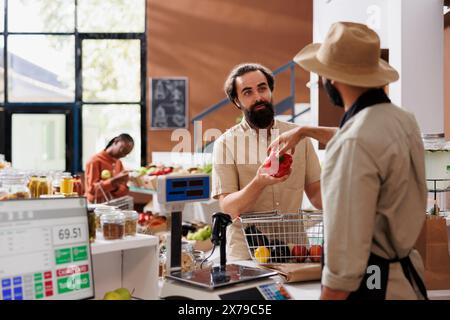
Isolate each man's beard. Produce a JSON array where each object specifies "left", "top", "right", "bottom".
[
  {"left": 323, "top": 79, "right": 344, "bottom": 108},
  {"left": 243, "top": 100, "right": 275, "bottom": 129}
]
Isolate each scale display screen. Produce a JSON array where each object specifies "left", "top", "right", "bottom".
[
  {"left": 165, "top": 176, "right": 210, "bottom": 202},
  {"left": 0, "top": 198, "right": 94, "bottom": 300}
]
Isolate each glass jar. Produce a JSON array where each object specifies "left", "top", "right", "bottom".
[
  {"left": 72, "top": 175, "right": 83, "bottom": 196},
  {"left": 181, "top": 241, "right": 195, "bottom": 273},
  {"left": 60, "top": 175, "right": 74, "bottom": 194},
  {"left": 52, "top": 172, "right": 62, "bottom": 194},
  {"left": 0, "top": 173, "right": 30, "bottom": 200},
  {"left": 37, "top": 176, "right": 50, "bottom": 197},
  {"left": 101, "top": 211, "right": 125, "bottom": 240},
  {"left": 28, "top": 175, "right": 39, "bottom": 198},
  {"left": 87, "top": 209, "right": 96, "bottom": 243},
  {"left": 94, "top": 205, "right": 116, "bottom": 232},
  {"left": 193, "top": 250, "right": 213, "bottom": 270},
  {"left": 158, "top": 244, "right": 167, "bottom": 279},
  {"left": 122, "top": 210, "right": 139, "bottom": 236}
]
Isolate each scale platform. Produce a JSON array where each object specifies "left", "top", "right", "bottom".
[
  {"left": 161, "top": 264, "right": 292, "bottom": 300},
  {"left": 166, "top": 264, "right": 277, "bottom": 290}
]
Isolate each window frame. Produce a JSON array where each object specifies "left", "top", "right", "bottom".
[{"left": 0, "top": 0, "right": 147, "bottom": 173}]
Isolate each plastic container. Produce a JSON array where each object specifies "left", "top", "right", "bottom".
[
  {"left": 122, "top": 210, "right": 139, "bottom": 236},
  {"left": 101, "top": 211, "right": 125, "bottom": 240}
]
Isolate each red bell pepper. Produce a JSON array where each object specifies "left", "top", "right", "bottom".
[{"left": 263, "top": 152, "right": 293, "bottom": 178}]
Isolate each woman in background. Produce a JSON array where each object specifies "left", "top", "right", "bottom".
[{"left": 85, "top": 133, "right": 134, "bottom": 203}]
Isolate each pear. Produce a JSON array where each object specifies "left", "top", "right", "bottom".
[
  {"left": 114, "top": 288, "right": 132, "bottom": 300},
  {"left": 103, "top": 291, "right": 122, "bottom": 300}
]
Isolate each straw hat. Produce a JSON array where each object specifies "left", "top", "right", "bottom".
[{"left": 294, "top": 22, "right": 399, "bottom": 88}]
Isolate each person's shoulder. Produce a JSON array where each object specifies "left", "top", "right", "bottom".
[
  {"left": 337, "top": 103, "right": 420, "bottom": 154},
  {"left": 85, "top": 152, "right": 102, "bottom": 166},
  {"left": 215, "top": 123, "right": 244, "bottom": 143},
  {"left": 276, "top": 120, "right": 299, "bottom": 132}
]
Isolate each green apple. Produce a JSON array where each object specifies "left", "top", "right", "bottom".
[
  {"left": 114, "top": 288, "right": 132, "bottom": 300},
  {"left": 103, "top": 291, "right": 122, "bottom": 300},
  {"left": 101, "top": 169, "right": 112, "bottom": 180}
]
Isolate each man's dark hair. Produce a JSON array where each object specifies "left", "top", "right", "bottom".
[
  {"left": 224, "top": 63, "right": 274, "bottom": 107},
  {"left": 104, "top": 133, "right": 134, "bottom": 150}
]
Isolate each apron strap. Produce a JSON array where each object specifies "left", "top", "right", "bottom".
[
  {"left": 399, "top": 256, "right": 429, "bottom": 300},
  {"left": 348, "top": 252, "right": 428, "bottom": 300}
]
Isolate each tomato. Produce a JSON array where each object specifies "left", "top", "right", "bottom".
[
  {"left": 254, "top": 246, "right": 271, "bottom": 263},
  {"left": 291, "top": 245, "right": 308, "bottom": 263},
  {"left": 309, "top": 245, "right": 322, "bottom": 263}
]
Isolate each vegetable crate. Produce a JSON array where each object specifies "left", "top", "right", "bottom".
[{"left": 239, "top": 210, "right": 323, "bottom": 264}]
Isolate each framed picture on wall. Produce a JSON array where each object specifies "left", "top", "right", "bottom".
[{"left": 149, "top": 77, "right": 188, "bottom": 130}]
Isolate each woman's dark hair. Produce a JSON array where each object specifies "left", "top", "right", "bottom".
[
  {"left": 104, "top": 133, "right": 134, "bottom": 150},
  {"left": 224, "top": 63, "right": 274, "bottom": 107}
]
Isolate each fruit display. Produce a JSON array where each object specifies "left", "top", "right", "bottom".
[
  {"left": 186, "top": 225, "right": 212, "bottom": 241},
  {"left": 137, "top": 212, "right": 168, "bottom": 235},
  {"left": 244, "top": 225, "right": 270, "bottom": 250},
  {"left": 309, "top": 245, "right": 323, "bottom": 263},
  {"left": 103, "top": 287, "right": 133, "bottom": 300},
  {"left": 262, "top": 152, "right": 293, "bottom": 178}
]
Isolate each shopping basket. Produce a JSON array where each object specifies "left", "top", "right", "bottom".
[
  {"left": 239, "top": 210, "right": 323, "bottom": 264},
  {"left": 94, "top": 183, "right": 134, "bottom": 210}
]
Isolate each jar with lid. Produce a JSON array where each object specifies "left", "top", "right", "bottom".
[
  {"left": 28, "top": 175, "right": 39, "bottom": 198},
  {"left": 122, "top": 210, "right": 139, "bottom": 236},
  {"left": 0, "top": 173, "right": 30, "bottom": 201},
  {"left": 60, "top": 174, "right": 74, "bottom": 195},
  {"left": 94, "top": 205, "right": 116, "bottom": 232},
  {"left": 101, "top": 211, "right": 125, "bottom": 240},
  {"left": 72, "top": 175, "right": 83, "bottom": 196},
  {"left": 181, "top": 241, "right": 195, "bottom": 273},
  {"left": 37, "top": 176, "right": 51, "bottom": 197}
]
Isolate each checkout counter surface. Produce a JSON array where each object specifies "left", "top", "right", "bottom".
[{"left": 159, "top": 249, "right": 450, "bottom": 300}]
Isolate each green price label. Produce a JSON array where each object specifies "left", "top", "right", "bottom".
[
  {"left": 72, "top": 246, "right": 88, "bottom": 262},
  {"left": 55, "top": 248, "right": 72, "bottom": 265}
]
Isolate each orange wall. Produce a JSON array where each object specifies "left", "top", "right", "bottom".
[{"left": 146, "top": 0, "right": 313, "bottom": 162}]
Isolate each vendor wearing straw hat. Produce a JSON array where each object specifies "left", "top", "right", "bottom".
[{"left": 269, "top": 22, "right": 428, "bottom": 300}]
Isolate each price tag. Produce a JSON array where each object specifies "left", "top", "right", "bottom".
[{"left": 52, "top": 224, "right": 87, "bottom": 245}]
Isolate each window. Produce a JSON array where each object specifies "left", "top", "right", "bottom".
[{"left": 0, "top": 0, "right": 146, "bottom": 172}]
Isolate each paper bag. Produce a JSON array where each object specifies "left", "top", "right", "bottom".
[
  {"left": 415, "top": 215, "right": 450, "bottom": 290},
  {"left": 262, "top": 263, "right": 322, "bottom": 283}
]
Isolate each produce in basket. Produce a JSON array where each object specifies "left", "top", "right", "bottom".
[
  {"left": 245, "top": 225, "right": 270, "bottom": 250},
  {"left": 254, "top": 246, "right": 270, "bottom": 263},
  {"left": 269, "top": 239, "right": 290, "bottom": 263},
  {"left": 291, "top": 245, "right": 308, "bottom": 263},
  {"left": 309, "top": 245, "right": 322, "bottom": 263}
]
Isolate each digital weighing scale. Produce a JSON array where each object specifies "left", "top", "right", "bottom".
[{"left": 155, "top": 173, "right": 290, "bottom": 300}]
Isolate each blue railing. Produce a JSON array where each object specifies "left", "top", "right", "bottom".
[{"left": 191, "top": 60, "right": 297, "bottom": 123}]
